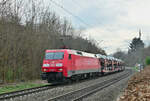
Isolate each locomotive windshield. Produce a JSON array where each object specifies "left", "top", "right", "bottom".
[{"left": 45, "top": 52, "right": 64, "bottom": 60}]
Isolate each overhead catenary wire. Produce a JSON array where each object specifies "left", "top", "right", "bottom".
[
  {"left": 70, "top": 0, "right": 102, "bottom": 25},
  {"left": 49, "top": 0, "right": 104, "bottom": 34},
  {"left": 50, "top": 0, "right": 92, "bottom": 27},
  {"left": 49, "top": 0, "right": 104, "bottom": 47},
  {"left": 70, "top": 0, "right": 83, "bottom": 9}
]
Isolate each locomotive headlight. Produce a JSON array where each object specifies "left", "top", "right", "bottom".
[
  {"left": 58, "top": 68, "right": 63, "bottom": 71},
  {"left": 43, "top": 64, "right": 50, "bottom": 67},
  {"left": 43, "top": 69, "right": 47, "bottom": 72},
  {"left": 56, "top": 63, "right": 63, "bottom": 67}
]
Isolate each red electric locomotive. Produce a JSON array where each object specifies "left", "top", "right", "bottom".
[{"left": 41, "top": 49, "right": 100, "bottom": 83}]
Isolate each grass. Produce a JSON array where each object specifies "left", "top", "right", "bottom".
[
  {"left": 132, "top": 66, "right": 139, "bottom": 72},
  {"left": 0, "top": 82, "right": 48, "bottom": 94}
]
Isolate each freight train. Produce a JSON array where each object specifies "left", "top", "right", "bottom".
[{"left": 41, "top": 49, "right": 125, "bottom": 83}]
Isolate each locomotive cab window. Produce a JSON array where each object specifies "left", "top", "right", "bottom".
[
  {"left": 45, "top": 52, "right": 64, "bottom": 60},
  {"left": 69, "top": 54, "right": 72, "bottom": 60}
]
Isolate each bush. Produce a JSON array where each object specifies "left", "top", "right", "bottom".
[{"left": 146, "top": 57, "right": 150, "bottom": 65}]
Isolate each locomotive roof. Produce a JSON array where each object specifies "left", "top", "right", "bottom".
[
  {"left": 45, "top": 49, "right": 96, "bottom": 58},
  {"left": 96, "top": 54, "right": 107, "bottom": 59},
  {"left": 45, "top": 49, "right": 124, "bottom": 62},
  {"left": 68, "top": 50, "right": 96, "bottom": 58}
]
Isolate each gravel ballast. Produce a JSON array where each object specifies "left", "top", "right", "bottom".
[{"left": 83, "top": 71, "right": 133, "bottom": 101}]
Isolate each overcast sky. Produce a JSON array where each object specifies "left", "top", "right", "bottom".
[{"left": 45, "top": 0, "right": 150, "bottom": 54}]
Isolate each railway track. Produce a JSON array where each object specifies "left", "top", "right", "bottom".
[
  {"left": 0, "top": 77, "right": 100, "bottom": 101},
  {"left": 0, "top": 84, "right": 56, "bottom": 100},
  {"left": 0, "top": 70, "right": 129, "bottom": 101},
  {"left": 47, "top": 71, "right": 131, "bottom": 101}
]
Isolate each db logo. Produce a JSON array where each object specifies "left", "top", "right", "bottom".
[
  {"left": 50, "top": 69, "right": 55, "bottom": 71},
  {"left": 51, "top": 64, "right": 55, "bottom": 67}
]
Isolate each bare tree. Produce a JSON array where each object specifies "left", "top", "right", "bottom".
[{"left": 0, "top": 0, "right": 106, "bottom": 83}]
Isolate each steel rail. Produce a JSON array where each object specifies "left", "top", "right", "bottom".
[
  {"left": 47, "top": 71, "right": 131, "bottom": 101},
  {"left": 0, "top": 84, "right": 55, "bottom": 100},
  {"left": 0, "top": 70, "right": 128, "bottom": 101},
  {"left": 72, "top": 72, "right": 130, "bottom": 101}
]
